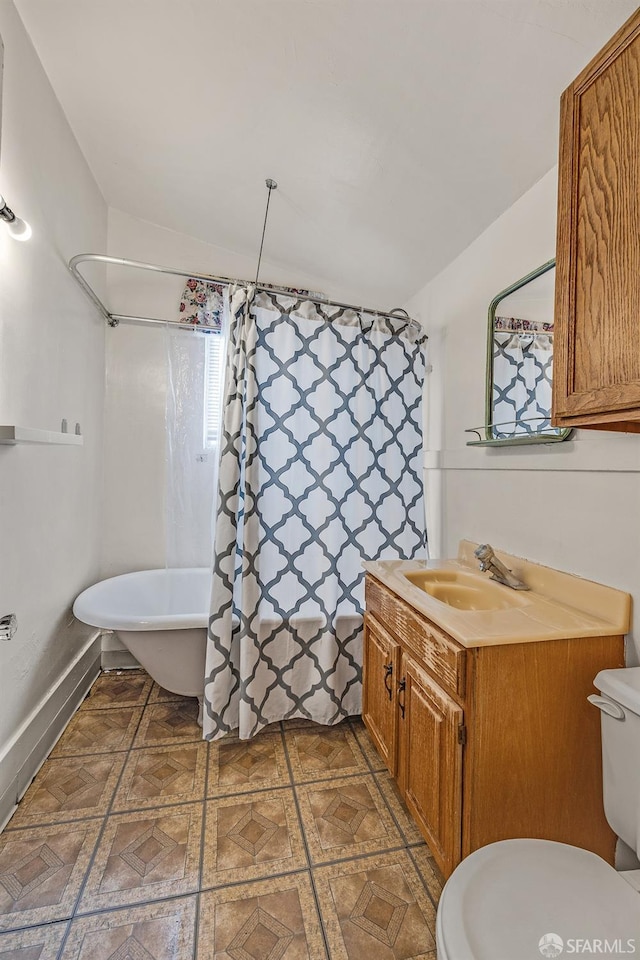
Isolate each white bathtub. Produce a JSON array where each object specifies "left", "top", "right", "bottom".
[{"left": 73, "top": 568, "right": 211, "bottom": 704}]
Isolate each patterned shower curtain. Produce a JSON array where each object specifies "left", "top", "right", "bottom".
[
  {"left": 202, "top": 286, "right": 427, "bottom": 740},
  {"left": 492, "top": 319, "right": 555, "bottom": 437}
]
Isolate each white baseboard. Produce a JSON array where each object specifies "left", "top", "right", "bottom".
[{"left": 0, "top": 632, "right": 102, "bottom": 832}]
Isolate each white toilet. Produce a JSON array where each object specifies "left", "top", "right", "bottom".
[{"left": 436, "top": 667, "right": 640, "bottom": 960}]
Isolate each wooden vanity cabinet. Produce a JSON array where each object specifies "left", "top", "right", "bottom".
[
  {"left": 363, "top": 574, "right": 625, "bottom": 879},
  {"left": 398, "top": 654, "right": 463, "bottom": 875},
  {"left": 362, "top": 614, "right": 400, "bottom": 774},
  {"left": 553, "top": 8, "right": 640, "bottom": 431},
  {"left": 363, "top": 612, "right": 464, "bottom": 874}
]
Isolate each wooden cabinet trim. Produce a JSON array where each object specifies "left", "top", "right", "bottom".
[
  {"left": 556, "top": 383, "right": 640, "bottom": 419},
  {"left": 553, "top": 408, "right": 640, "bottom": 431},
  {"left": 553, "top": 85, "right": 578, "bottom": 419},
  {"left": 570, "top": 8, "right": 640, "bottom": 93},
  {"left": 365, "top": 575, "right": 466, "bottom": 699}
]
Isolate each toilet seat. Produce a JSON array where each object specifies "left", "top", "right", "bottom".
[{"left": 436, "top": 839, "right": 640, "bottom": 960}]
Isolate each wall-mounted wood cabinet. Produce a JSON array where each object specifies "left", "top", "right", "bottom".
[
  {"left": 363, "top": 574, "right": 624, "bottom": 879},
  {"left": 553, "top": 9, "right": 640, "bottom": 432}
]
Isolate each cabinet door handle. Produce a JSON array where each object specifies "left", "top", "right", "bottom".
[
  {"left": 384, "top": 663, "right": 393, "bottom": 700},
  {"left": 397, "top": 677, "right": 406, "bottom": 718}
]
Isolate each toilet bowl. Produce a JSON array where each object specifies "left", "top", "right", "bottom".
[
  {"left": 436, "top": 667, "right": 640, "bottom": 960},
  {"left": 436, "top": 839, "right": 639, "bottom": 959}
]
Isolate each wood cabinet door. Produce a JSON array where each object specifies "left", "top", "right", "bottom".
[
  {"left": 554, "top": 10, "right": 640, "bottom": 429},
  {"left": 362, "top": 614, "right": 400, "bottom": 775},
  {"left": 400, "top": 655, "right": 463, "bottom": 877}
]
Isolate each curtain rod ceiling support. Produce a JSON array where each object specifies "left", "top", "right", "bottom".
[{"left": 255, "top": 177, "right": 278, "bottom": 286}]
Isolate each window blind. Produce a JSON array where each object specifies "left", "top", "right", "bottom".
[{"left": 204, "top": 333, "right": 224, "bottom": 448}]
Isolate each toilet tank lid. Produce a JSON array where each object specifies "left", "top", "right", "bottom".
[{"left": 594, "top": 667, "right": 640, "bottom": 716}]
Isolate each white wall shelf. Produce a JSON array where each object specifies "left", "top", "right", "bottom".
[{"left": 0, "top": 426, "right": 84, "bottom": 446}]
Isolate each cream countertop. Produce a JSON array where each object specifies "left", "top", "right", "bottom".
[{"left": 363, "top": 541, "right": 631, "bottom": 648}]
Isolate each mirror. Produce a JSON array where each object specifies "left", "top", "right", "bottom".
[{"left": 468, "top": 259, "right": 571, "bottom": 446}]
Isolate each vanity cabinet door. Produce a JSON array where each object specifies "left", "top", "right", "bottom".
[
  {"left": 362, "top": 614, "right": 400, "bottom": 775},
  {"left": 553, "top": 9, "right": 640, "bottom": 431},
  {"left": 400, "top": 655, "right": 464, "bottom": 877}
]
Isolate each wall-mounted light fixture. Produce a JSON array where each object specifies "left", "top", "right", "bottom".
[{"left": 0, "top": 195, "right": 31, "bottom": 241}]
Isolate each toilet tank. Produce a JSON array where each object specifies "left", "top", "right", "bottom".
[{"left": 593, "top": 667, "right": 640, "bottom": 858}]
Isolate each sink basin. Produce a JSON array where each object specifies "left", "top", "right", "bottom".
[{"left": 403, "top": 569, "right": 530, "bottom": 611}]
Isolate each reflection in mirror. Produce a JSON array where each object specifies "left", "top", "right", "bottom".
[{"left": 472, "top": 260, "right": 571, "bottom": 446}]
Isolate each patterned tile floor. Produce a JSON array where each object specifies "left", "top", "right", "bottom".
[{"left": 0, "top": 670, "right": 443, "bottom": 959}]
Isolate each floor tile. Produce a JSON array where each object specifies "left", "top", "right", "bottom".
[
  {"left": 349, "top": 719, "right": 388, "bottom": 773},
  {"left": 208, "top": 733, "right": 291, "bottom": 798},
  {"left": 51, "top": 708, "right": 143, "bottom": 758},
  {"left": 1, "top": 664, "right": 444, "bottom": 956},
  {"left": 296, "top": 775, "right": 403, "bottom": 865},
  {"left": 374, "top": 773, "right": 425, "bottom": 846},
  {"left": 198, "top": 872, "right": 327, "bottom": 959},
  {"left": 60, "top": 896, "right": 196, "bottom": 959},
  {"left": 0, "top": 921, "right": 67, "bottom": 959},
  {"left": 212, "top": 724, "right": 282, "bottom": 743},
  {"left": 281, "top": 717, "right": 350, "bottom": 732},
  {"left": 409, "top": 846, "right": 444, "bottom": 904},
  {"left": 147, "top": 682, "right": 190, "bottom": 705},
  {"left": 313, "top": 850, "right": 436, "bottom": 959},
  {"left": 133, "top": 702, "right": 202, "bottom": 749},
  {"left": 0, "top": 821, "right": 101, "bottom": 932},
  {"left": 112, "top": 743, "right": 208, "bottom": 812},
  {"left": 8, "top": 755, "right": 127, "bottom": 829},
  {"left": 78, "top": 804, "right": 203, "bottom": 913},
  {"left": 81, "top": 671, "right": 152, "bottom": 711},
  {"left": 285, "top": 726, "right": 369, "bottom": 783},
  {"left": 202, "top": 788, "right": 307, "bottom": 888},
  {"left": 251, "top": 721, "right": 285, "bottom": 736}
]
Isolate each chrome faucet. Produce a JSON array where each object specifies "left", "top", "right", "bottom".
[{"left": 474, "top": 544, "right": 530, "bottom": 591}]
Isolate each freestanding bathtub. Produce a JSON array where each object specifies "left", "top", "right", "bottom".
[{"left": 73, "top": 568, "right": 211, "bottom": 719}]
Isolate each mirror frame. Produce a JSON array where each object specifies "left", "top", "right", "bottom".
[{"left": 468, "top": 258, "right": 572, "bottom": 447}]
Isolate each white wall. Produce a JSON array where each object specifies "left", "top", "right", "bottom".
[
  {"left": 102, "top": 167, "right": 640, "bottom": 669},
  {"left": 101, "top": 207, "right": 340, "bottom": 577},
  {"left": 406, "top": 167, "right": 640, "bottom": 663},
  {"left": 0, "top": 1, "right": 107, "bottom": 749}
]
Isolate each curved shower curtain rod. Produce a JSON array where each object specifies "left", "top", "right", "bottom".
[{"left": 68, "top": 253, "right": 425, "bottom": 335}]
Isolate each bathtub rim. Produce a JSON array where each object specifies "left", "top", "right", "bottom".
[{"left": 73, "top": 567, "right": 211, "bottom": 632}]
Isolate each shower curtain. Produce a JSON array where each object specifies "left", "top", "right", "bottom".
[
  {"left": 202, "top": 287, "right": 427, "bottom": 740},
  {"left": 492, "top": 327, "right": 554, "bottom": 437}
]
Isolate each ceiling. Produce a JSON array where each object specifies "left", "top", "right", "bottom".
[{"left": 14, "top": 0, "right": 638, "bottom": 306}]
